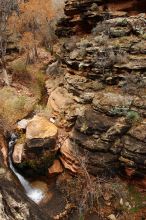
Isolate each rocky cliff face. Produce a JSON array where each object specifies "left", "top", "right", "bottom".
[
  {"left": 1, "top": 1, "right": 145, "bottom": 219},
  {"left": 8, "top": 0, "right": 146, "bottom": 183},
  {"left": 56, "top": 0, "right": 106, "bottom": 36},
  {"left": 56, "top": 0, "right": 146, "bottom": 36},
  {"left": 47, "top": 0, "right": 146, "bottom": 179}
]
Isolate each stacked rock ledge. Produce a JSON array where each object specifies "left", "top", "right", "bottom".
[{"left": 49, "top": 0, "right": 146, "bottom": 179}]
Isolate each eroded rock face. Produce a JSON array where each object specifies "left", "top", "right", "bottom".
[
  {"left": 47, "top": 86, "right": 84, "bottom": 128},
  {"left": 93, "top": 92, "right": 133, "bottom": 115},
  {"left": 47, "top": 87, "right": 74, "bottom": 114},
  {"left": 0, "top": 133, "right": 8, "bottom": 166},
  {"left": 56, "top": 0, "right": 146, "bottom": 37},
  {"left": 56, "top": 0, "right": 106, "bottom": 36},
  {"left": 52, "top": 1, "right": 146, "bottom": 178},
  {"left": 60, "top": 139, "right": 79, "bottom": 173}
]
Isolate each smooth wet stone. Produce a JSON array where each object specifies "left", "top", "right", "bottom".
[{"left": 30, "top": 181, "right": 49, "bottom": 204}]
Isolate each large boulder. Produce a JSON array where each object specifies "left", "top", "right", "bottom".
[
  {"left": 47, "top": 87, "right": 79, "bottom": 128},
  {"left": 14, "top": 116, "right": 58, "bottom": 176},
  {"left": 26, "top": 115, "right": 58, "bottom": 148}
]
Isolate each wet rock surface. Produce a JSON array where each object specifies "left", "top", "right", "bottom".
[
  {"left": 0, "top": 178, "right": 51, "bottom": 220},
  {"left": 0, "top": 129, "right": 51, "bottom": 220}
]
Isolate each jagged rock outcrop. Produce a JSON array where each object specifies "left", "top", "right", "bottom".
[
  {"left": 56, "top": 0, "right": 106, "bottom": 36},
  {"left": 48, "top": 1, "right": 146, "bottom": 178},
  {"left": 56, "top": 0, "right": 146, "bottom": 37}
]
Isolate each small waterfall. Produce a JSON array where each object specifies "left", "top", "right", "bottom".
[{"left": 8, "top": 133, "right": 44, "bottom": 203}]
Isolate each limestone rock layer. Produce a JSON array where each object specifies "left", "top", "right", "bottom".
[{"left": 51, "top": 0, "right": 146, "bottom": 178}]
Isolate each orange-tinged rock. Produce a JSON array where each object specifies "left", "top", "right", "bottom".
[
  {"left": 125, "top": 167, "right": 135, "bottom": 177},
  {"left": 47, "top": 87, "right": 74, "bottom": 113},
  {"left": 60, "top": 139, "right": 79, "bottom": 173},
  {"left": 48, "top": 160, "right": 63, "bottom": 174},
  {"left": 141, "top": 178, "right": 146, "bottom": 188},
  {"left": 0, "top": 134, "right": 7, "bottom": 166},
  {"left": 26, "top": 115, "right": 58, "bottom": 148},
  {"left": 107, "top": 0, "right": 146, "bottom": 16},
  {"left": 26, "top": 115, "right": 58, "bottom": 140}
]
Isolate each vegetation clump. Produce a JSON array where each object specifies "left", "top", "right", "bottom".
[{"left": 0, "top": 87, "right": 36, "bottom": 126}]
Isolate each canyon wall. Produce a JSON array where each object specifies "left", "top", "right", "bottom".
[
  {"left": 11, "top": 0, "right": 146, "bottom": 181},
  {"left": 56, "top": 0, "right": 146, "bottom": 36},
  {"left": 51, "top": 0, "right": 146, "bottom": 179}
]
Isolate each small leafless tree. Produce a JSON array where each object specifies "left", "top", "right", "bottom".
[
  {"left": 73, "top": 149, "right": 105, "bottom": 217},
  {"left": 0, "top": 0, "right": 19, "bottom": 85}
]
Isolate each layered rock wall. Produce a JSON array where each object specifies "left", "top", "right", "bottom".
[
  {"left": 56, "top": 0, "right": 146, "bottom": 36},
  {"left": 48, "top": 0, "right": 146, "bottom": 178},
  {"left": 10, "top": 0, "right": 146, "bottom": 180}
]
